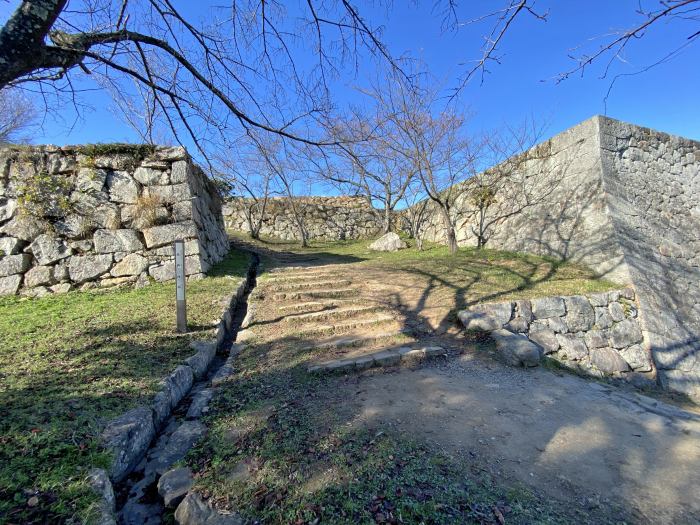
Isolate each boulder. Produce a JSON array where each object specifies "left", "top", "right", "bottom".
[
  {"left": 158, "top": 467, "right": 194, "bottom": 508},
  {"left": 564, "top": 295, "right": 595, "bottom": 332},
  {"left": 142, "top": 221, "right": 198, "bottom": 249},
  {"left": 93, "top": 229, "right": 143, "bottom": 253},
  {"left": 186, "top": 389, "right": 214, "bottom": 419},
  {"left": 531, "top": 296, "right": 566, "bottom": 319},
  {"left": 0, "top": 253, "right": 31, "bottom": 277},
  {"left": 0, "top": 274, "right": 22, "bottom": 295},
  {"left": 69, "top": 254, "right": 113, "bottom": 283},
  {"left": 110, "top": 253, "right": 149, "bottom": 277},
  {"left": 490, "top": 329, "right": 541, "bottom": 367},
  {"left": 29, "top": 234, "right": 72, "bottom": 265},
  {"left": 174, "top": 493, "right": 243, "bottom": 525},
  {"left": 368, "top": 232, "right": 407, "bottom": 252},
  {"left": 458, "top": 302, "right": 513, "bottom": 331},
  {"left": 590, "top": 347, "right": 630, "bottom": 374},
  {"left": 101, "top": 406, "right": 155, "bottom": 482}
]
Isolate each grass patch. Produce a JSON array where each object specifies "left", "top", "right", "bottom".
[
  {"left": 240, "top": 234, "right": 617, "bottom": 306},
  {"left": 0, "top": 249, "right": 249, "bottom": 524}
]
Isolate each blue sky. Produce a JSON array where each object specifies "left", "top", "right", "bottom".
[{"left": 2, "top": 1, "right": 699, "bottom": 147}]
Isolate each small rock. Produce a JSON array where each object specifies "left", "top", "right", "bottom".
[{"left": 608, "top": 302, "right": 626, "bottom": 322}]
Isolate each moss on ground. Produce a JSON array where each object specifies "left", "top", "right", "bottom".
[{"left": 0, "top": 249, "right": 249, "bottom": 524}]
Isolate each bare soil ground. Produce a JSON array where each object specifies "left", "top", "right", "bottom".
[{"left": 190, "top": 240, "right": 700, "bottom": 524}]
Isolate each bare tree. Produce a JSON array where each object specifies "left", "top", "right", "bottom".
[
  {"left": 0, "top": 0, "right": 405, "bottom": 155},
  {"left": 0, "top": 88, "right": 37, "bottom": 144},
  {"left": 451, "top": 0, "right": 699, "bottom": 95},
  {"left": 371, "top": 75, "right": 478, "bottom": 254},
  {"left": 214, "top": 145, "right": 274, "bottom": 240},
  {"left": 321, "top": 107, "right": 415, "bottom": 234}
]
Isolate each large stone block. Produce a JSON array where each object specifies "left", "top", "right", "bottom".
[
  {"left": 69, "top": 254, "right": 113, "bottom": 283},
  {"left": 142, "top": 221, "right": 198, "bottom": 249},
  {"left": 106, "top": 171, "right": 140, "bottom": 203},
  {"left": 101, "top": 406, "right": 155, "bottom": 482},
  {"left": 490, "top": 329, "right": 541, "bottom": 367},
  {"left": 29, "top": 234, "right": 72, "bottom": 265},
  {"left": 24, "top": 265, "right": 55, "bottom": 288},
  {"left": 620, "top": 344, "right": 653, "bottom": 372},
  {"left": 609, "top": 319, "right": 644, "bottom": 348},
  {"left": 0, "top": 236, "right": 23, "bottom": 256},
  {"left": 458, "top": 302, "right": 513, "bottom": 331},
  {"left": 555, "top": 333, "right": 588, "bottom": 361},
  {"left": 75, "top": 168, "right": 108, "bottom": 193},
  {"left": 0, "top": 274, "right": 22, "bottom": 295},
  {"left": 0, "top": 197, "right": 17, "bottom": 221},
  {"left": 93, "top": 229, "right": 143, "bottom": 253},
  {"left": 111, "top": 253, "right": 149, "bottom": 277},
  {"left": 0, "top": 216, "right": 46, "bottom": 241},
  {"left": 0, "top": 253, "right": 31, "bottom": 277},
  {"left": 528, "top": 328, "right": 559, "bottom": 354},
  {"left": 531, "top": 296, "right": 566, "bottom": 319},
  {"left": 564, "top": 295, "right": 595, "bottom": 332},
  {"left": 590, "top": 347, "right": 630, "bottom": 374}
]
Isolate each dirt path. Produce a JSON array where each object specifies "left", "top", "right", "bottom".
[{"left": 233, "top": 242, "right": 700, "bottom": 524}]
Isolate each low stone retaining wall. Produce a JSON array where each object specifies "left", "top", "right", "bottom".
[
  {"left": 87, "top": 254, "right": 256, "bottom": 523},
  {"left": 223, "top": 195, "right": 382, "bottom": 241},
  {"left": 458, "top": 289, "right": 655, "bottom": 383},
  {"left": 0, "top": 144, "right": 229, "bottom": 297}
]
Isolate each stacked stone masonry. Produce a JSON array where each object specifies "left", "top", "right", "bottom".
[
  {"left": 223, "top": 195, "right": 382, "bottom": 241},
  {"left": 459, "top": 289, "right": 654, "bottom": 381},
  {"left": 411, "top": 116, "right": 700, "bottom": 401},
  {"left": 0, "top": 145, "right": 229, "bottom": 296}
]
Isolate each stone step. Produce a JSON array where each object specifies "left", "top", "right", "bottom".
[
  {"left": 271, "top": 279, "right": 352, "bottom": 292},
  {"left": 269, "top": 264, "right": 345, "bottom": 274},
  {"left": 308, "top": 345, "right": 448, "bottom": 374},
  {"left": 284, "top": 305, "right": 384, "bottom": 324},
  {"left": 302, "top": 329, "right": 414, "bottom": 352},
  {"left": 264, "top": 271, "right": 345, "bottom": 283},
  {"left": 273, "top": 288, "right": 357, "bottom": 301},
  {"left": 293, "top": 315, "right": 398, "bottom": 338}
]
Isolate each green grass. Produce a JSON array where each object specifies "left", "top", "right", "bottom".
[
  {"left": 0, "top": 249, "right": 250, "bottom": 524},
  {"left": 241, "top": 234, "right": 618, "bottom": 307}
]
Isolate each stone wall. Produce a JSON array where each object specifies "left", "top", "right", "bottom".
[
  {"left": 223, "top": 195, "right": 383, "bottom": 241},
  {"left": 413, "top": 116, "right": 700, "bottom": 400},
  {"left": 598, "top": 118, "right": 700, "bottom": 399},
  {"left": 458, "top": 289, "right": 653, "bottom": 383},
  {"left": 0, "top": 145, "right": 229, "bottom": 296}
]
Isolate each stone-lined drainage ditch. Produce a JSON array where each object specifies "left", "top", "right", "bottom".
[{"left": 89, "top": 250, "right": 259, "bottom": 525}]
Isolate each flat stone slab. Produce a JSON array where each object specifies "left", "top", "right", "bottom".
[
  {"left": 308, "top": 345, "right": 448, "bottom": 375},
  {"left": 490, "top": 329, "right": 542, "bottom": 367}
]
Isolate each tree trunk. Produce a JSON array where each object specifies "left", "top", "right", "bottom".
[
  {"left": 440, "top": 205, "right": 458, "bottom": 254},
  {"left": 383, "top": 205, "right": 392, "bottom": 234}
]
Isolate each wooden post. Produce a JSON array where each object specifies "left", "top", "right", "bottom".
[{"left": 174, "top": 240, "right": 187, "bottom": 333}]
